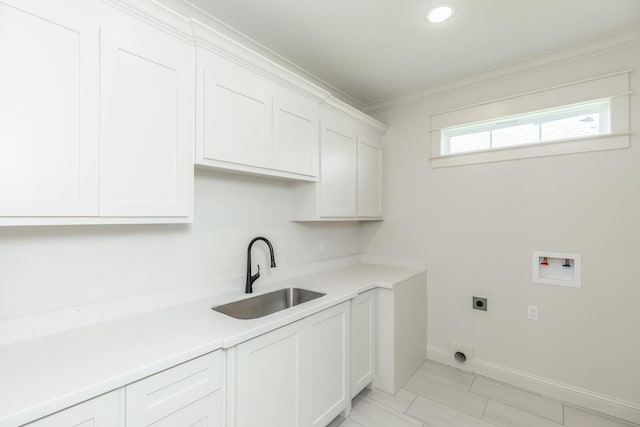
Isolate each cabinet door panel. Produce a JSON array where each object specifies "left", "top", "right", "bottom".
[
  {"left": 25, "top": 390, "right": 123, "bottom": 427},
  {"left": 357, "top": 135, "right": 383, "bottom": 218},
  {"left": 319, "top": 113, "right": 357, "bottom": 217},
  {"left": 0, "top": 0, "right": 99, "bottom": 216},
  {"left": 144, "top": 391, "right": 222, "bottom": 427},
  {"left": 273, "top": 87, "right": 319, "bottom": 176},
  {"left": 126, "top": 351, "right": 222, "bottom": 426},
  {"left": 235, "top": 322, "right": 305, "bottom": 427},
  {"left": 99, "top": 8, "right": 193, "bottom": 217},
  {"left": 198, "top": 50, "right": 272, "bottom": 168},
  {"left": 351, "top": 290, "right": 376, "bottom": 397},
  {"left": 308, "top": 303, "right": 349, "bottom": 427}
]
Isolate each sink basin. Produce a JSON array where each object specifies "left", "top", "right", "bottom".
[{"left": 211, "top": 287, "right": 326, "bottom": 319}]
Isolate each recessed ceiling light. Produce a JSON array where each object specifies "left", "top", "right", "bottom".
[{"left": 427, "top": 5, "right": 455, "bottom": 23}]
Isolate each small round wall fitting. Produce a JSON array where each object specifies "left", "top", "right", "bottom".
[
  {"left": 426, "top": 3, "right": 456, "bottom": 23},
  {"left": 454, "top": 351, "right": 467, "bottom": 363}
]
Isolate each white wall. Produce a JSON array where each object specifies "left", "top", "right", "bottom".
[
  {"left": 361, "top": 43, "right": 640, "bottom": 413},
  {"left": 0, "top": 169, "right": 360, "bottom": 340}
]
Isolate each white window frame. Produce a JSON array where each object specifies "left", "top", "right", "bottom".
[{"left": 429, "top": 70, "right": 631, "bottom": 168}]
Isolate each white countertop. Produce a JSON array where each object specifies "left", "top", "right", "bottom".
[{"left": 0, "top": 263, "right": 424, "bottom": 427}]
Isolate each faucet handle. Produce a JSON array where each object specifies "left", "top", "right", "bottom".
[{"left": 251, "top": 264, "right": 261, "bottom": 282}]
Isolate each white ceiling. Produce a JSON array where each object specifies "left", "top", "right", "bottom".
[{"left": 188, "top": 0, "right": 640, "bottom": 105}]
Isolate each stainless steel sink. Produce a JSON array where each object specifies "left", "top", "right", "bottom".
[{"left": 211, "top": 288, "right": 326, "bottom": 319}]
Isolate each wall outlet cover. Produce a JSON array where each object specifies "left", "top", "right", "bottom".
[
  {"left": 473, "top": 297, "right": 487, "bottom": 311},
  {"left": 448, "top": 342, "right": 474, "bottom": 372}
]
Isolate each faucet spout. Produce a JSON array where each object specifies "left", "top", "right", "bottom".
[{"left": 245, "top": 236, "right": 277, "bottom": 293}]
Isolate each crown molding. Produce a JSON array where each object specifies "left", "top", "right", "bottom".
[
  {"left": 101, "top": 0, "right": 193, "bottom": 43},
  {"left": 191, "top": 19, "right": 331, "bottom": 103},
  {"left": 103, "top": 0, "right": 376, "bottom": 115},
  {"left": 363, "top": 26, "right": 640, "bottom": 114},
  {"left": 177, "top": 0, "right": 363, "bottom": 108},
  {"left": 322, "top": 96, "right": 389, "bottom": 134}
]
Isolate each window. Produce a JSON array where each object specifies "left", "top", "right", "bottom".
[
  {"left": 429, "top": 70, "right": 630, "bottom": 168},
  {"left": 442, "top": 99, "right": 610, "bottom": 155}
]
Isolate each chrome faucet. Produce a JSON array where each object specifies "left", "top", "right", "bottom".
[{"left": 245, "top": 236, "right": 277, "bottom": 293}]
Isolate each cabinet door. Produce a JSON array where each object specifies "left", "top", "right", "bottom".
[
  {"left": 25, "top": 390, "right": 123, "bottom": 427},
  {"left": 351, "top": 290, "right": 376, "bottom": 397},
  {"left": 234, "top": 322, "right": 306, "bottom": 427},
  {"left": 99, "top": 7, "right": 193, "bottom": 217},
  {"left": 139, "top": 391, "right": 222, "bottom": 427},
  {"left": 0, "top": 0, "right": 99, "bottom": 217},
  {"left": 319, "top": 111, "right": 357, "bottom": 217},
  {"left": 197, "top": 49, "right": 272, "bottom": 169},
  {"left": 126, "top": 351, "right": 223, "bottom": 426},
  {"left": 357, "top": 132, "right": 383, "bottom": 218},
  {"left": 308, "top": 302, "right": 349, "bottom": 427},
  {"left": 272, "top": 86, "right": 319, "bottom": 176}
]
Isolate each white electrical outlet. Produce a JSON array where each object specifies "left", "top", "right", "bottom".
[
  {"left": 318, "top": 239, "right": 326, "bottom": 252},
  {"left": 528, "top": 305, "right": 539, "bottom": 321}
]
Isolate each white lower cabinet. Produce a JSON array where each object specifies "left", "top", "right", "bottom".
[
  {"left": 148, "top": 392, "right": 222, "bottom": 427},
  {"left": 373, "top": 273, "right": 427, "bottom": 394},
  {"left": 231, "top": 302, "right": 349, "bottom": 427},
  {"left": 24, "top": 351, "right": 223, "bottom": 427},
  {"left": 350, "top": 290, "right": 376, "bottom": 398},
  {"left": 126, "top": 351, "right": 223, "bottom": 426},
  {"left": 233, "top": 320, "right": 306, "bottom": 427},
  {"left": 24, "top": 390, "right": 124, "bottom": 427},
  {"left": 309, "top": 303, "right": 350, "bottom": 427},
  {"left": 22, "top": 297, "right": 382, "bottom": 427}
]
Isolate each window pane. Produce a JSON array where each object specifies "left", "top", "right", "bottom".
[
  {"left": 448, "top": 131, "right": 490, "bottom": 154},
  {"left": 440, "top": 100, "right": 610, "bottom": 157},
  {"left": 541, "top": 113, "right": 601, "bottom": 141},
  {"left": 492, "top": 123, "right": 539, "bottom": 148}
]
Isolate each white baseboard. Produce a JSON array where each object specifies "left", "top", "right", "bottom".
[
  {"left": 427, "top": 345, "right": 640, "bottom": 424},
  {"left": 427, "top": 345, "right": 451, "bottom": 365}
]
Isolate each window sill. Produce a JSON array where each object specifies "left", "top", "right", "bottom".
[{"left": 430, "top": 132, "right": 630, "bottom": 168}]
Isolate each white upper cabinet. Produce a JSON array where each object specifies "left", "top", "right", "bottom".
[
  {"left": 0, "top": 0, "right": 194, "bottom": 225},
  {"left": 197, "top": 49, "right": 272, "bottom": 169},
  {"left": 272, "top": 85, "right": 319, "bottom": 176},
  {"left": 357, "top": 130, "right": 384, "bottom": 218},
  {"left": 0, "top": 0, "right": 99, "bottom": 217},
  {"left": 99, "top": 5, "right": 193, "bottom": 217},
  {"left": 319, "top": 111, "right": 358, "bottom": 217},
  {"left": 291, "top": 101, "right": 388, "bottom": 221},
  {"left": 194, "top": 32, "right": 323, "bottom": 181},
  {"left": 0, "top": 1, "right": 384, "bottom": 225}
]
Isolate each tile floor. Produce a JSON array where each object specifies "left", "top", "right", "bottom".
[{"left": 329, "top": 360, "right": 639, "bottom": 427}]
